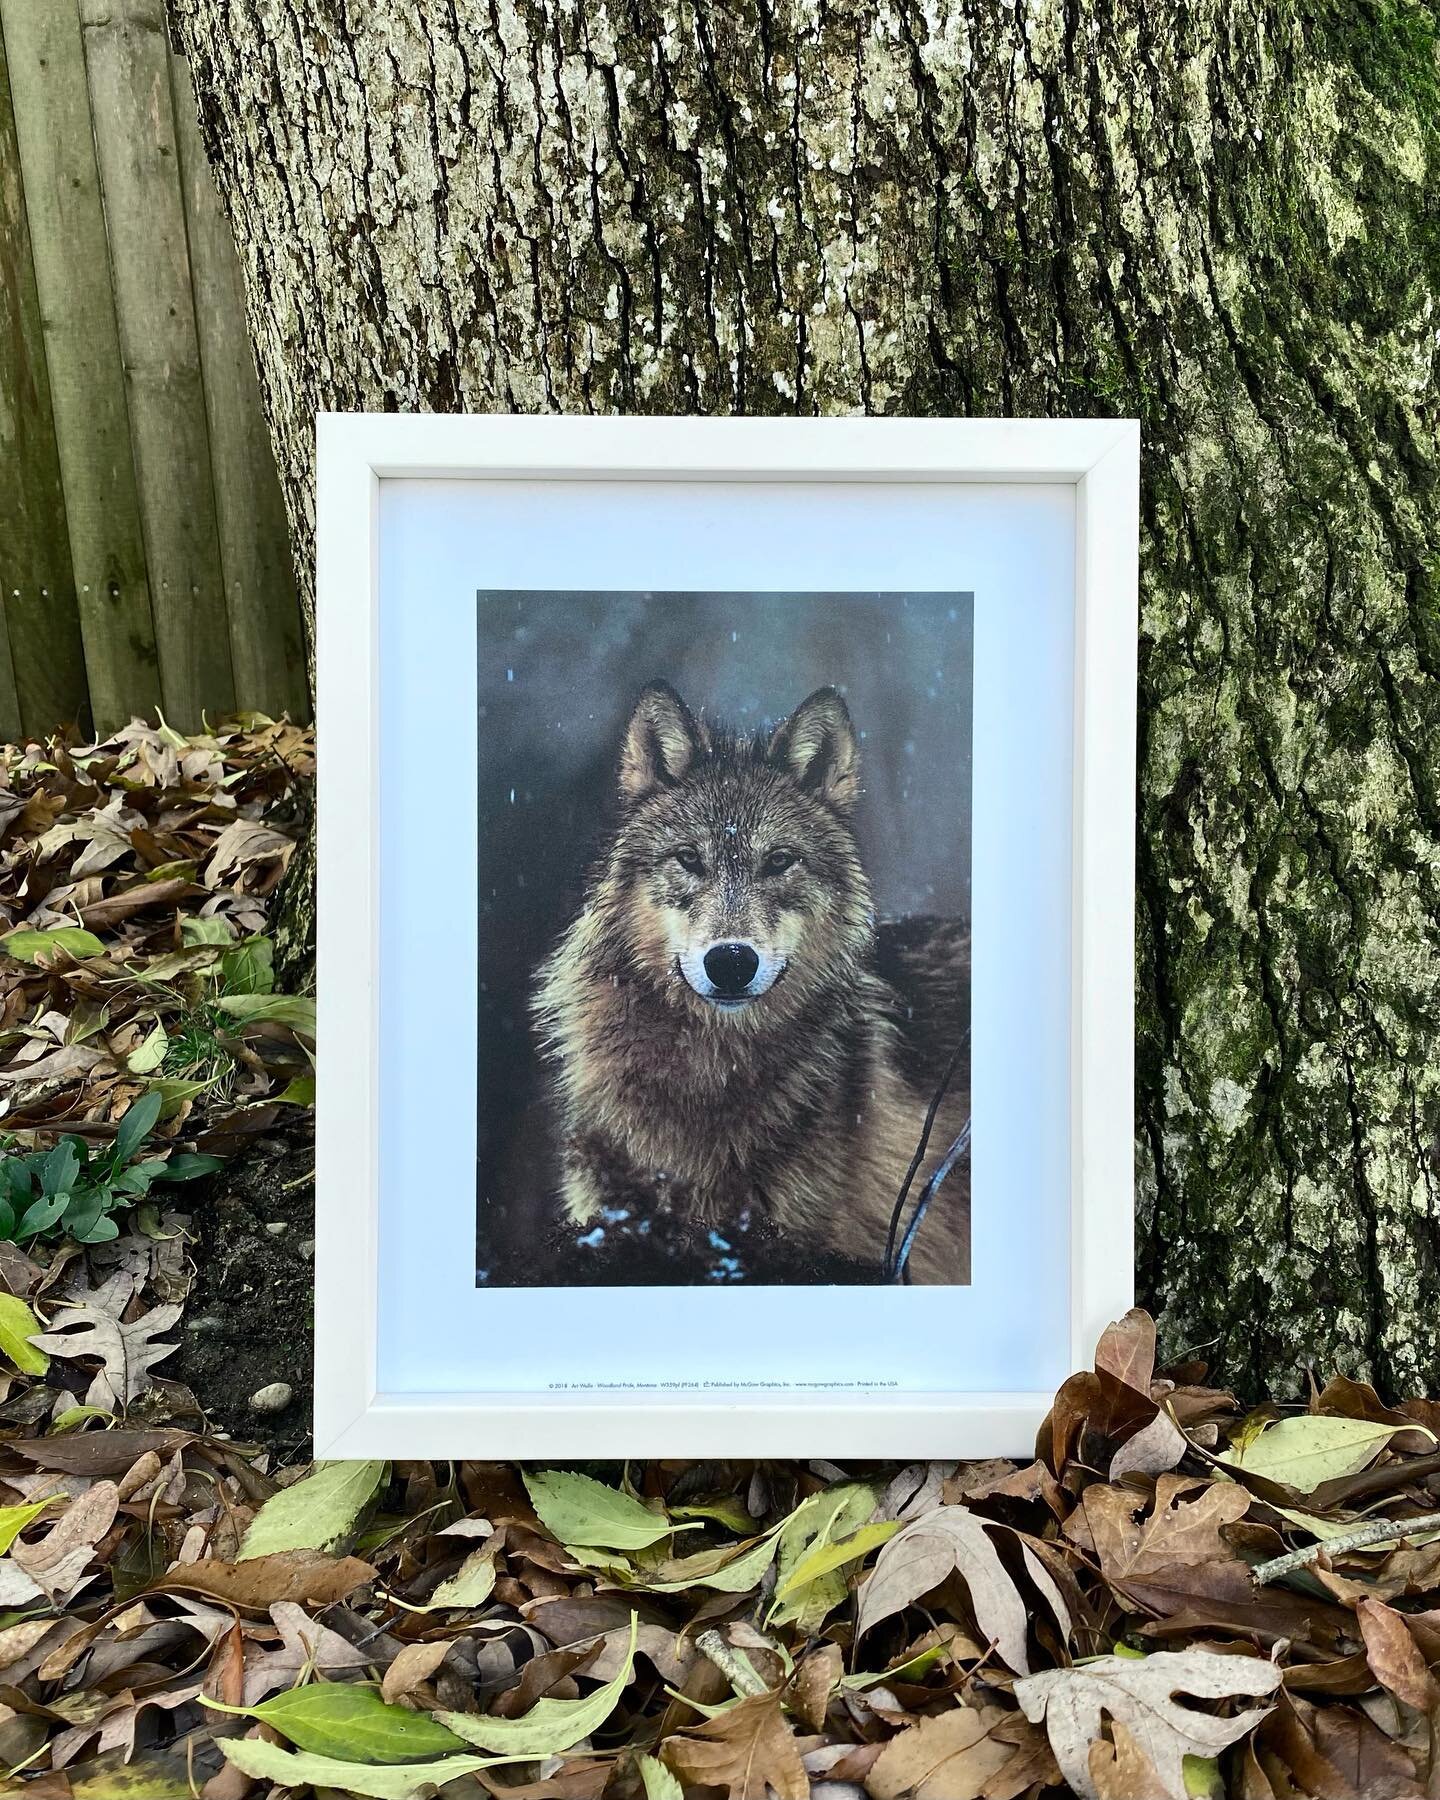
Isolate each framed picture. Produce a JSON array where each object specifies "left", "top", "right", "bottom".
[{"left": 314, "top": 415, "right": 1138, "bottom": 1456}]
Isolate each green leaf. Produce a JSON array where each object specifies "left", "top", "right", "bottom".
[
  {"left": 438, "top": 1614, "right": 636, "bottom": 1755},
  {"left": 1, "top": 927, "right": 106, "bottom": 964},
  {"left": 775, "top": 1517, "right": 900, "bottom": 1599},
  {"left": 427, "top": 1546, "right": 497, "bottom": 1609},
  {"left": 113, "top": 1092, "right": 163, "bottom": 1166},
  {"left": 217, "top": 992, "right": 316, "bottom": 1036},
  {"left": 51, "top": 1404, "right": 113, "bottom": 1432},
  {"left": 0, "top": 1293, "right": 49, "bottom": 1374},
  {"left": 0, "top": 1194, "right": 14, "bottom": 1240},
  {"left": 219, "top": 1739, "right": 517, "bottom": 1799},
  {"left": 275, "top": 1074, "right": 317, "bottom": 1107},
  {"left": 41, "top": 1138, "right": 81, "bottom": 1197},
  {"left": 127, "top": 1019, "right": 170, "bottom": 1074},
  {"left": 768, "top": 1483, "right": 878, "bottom": 1629},
  {"left": 16, "top": 1191, "right": 69, "bottom": 1241},
  {"left": 1217, "top": 1416, "right": 1420, "bottom": 1494},
  {"left": 204, "top": 1682, "right": 467, "bottom": 1761},
  {"left": 59, "top": 1188, "right": 109, "bottom": 1242},
  {"left": 638, "top": 1754, "right": 686, "bottom": 1800},
  {"left": 220, "top": 934, "right": 275, "bottom": 995},
  {"left": 152, "top": 1153, "right": 224, "bottom": 1182},
  {"left": 239, "top": 1459, "right": 388, "bottom": 1559},
  {"left": 524, "top": 1469, "right": 678, "bottom": 1551},
  {"left": 643, "top": 1532, "right": 782, "bottom": 1594},
  {"left": 0, "top": 1495, "right": 61, "bottom": 1554},
  {"left": 181, "top": 916, "right": 236, "bottom": 947}
]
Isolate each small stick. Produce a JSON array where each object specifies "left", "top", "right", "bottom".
[
  {"left": 1251, "top": 1507, "right": 1440, "bottom": 1586},
  {"left": 695, "top": 1628, "right": 770, "bottom": 1698}
]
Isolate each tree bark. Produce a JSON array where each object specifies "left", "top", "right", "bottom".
[{"left": 168, "top": 0, "right": 1440, "bottom": 1399}]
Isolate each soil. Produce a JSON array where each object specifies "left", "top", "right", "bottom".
[{"left": 173, "top": 1125, "right": 315, "bottom": 1456}]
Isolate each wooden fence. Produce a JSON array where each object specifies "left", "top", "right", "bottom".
[{"left": 0, "top": 0, "right": 307, "bottom": 740}]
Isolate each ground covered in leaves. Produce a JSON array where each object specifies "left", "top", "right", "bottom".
[{"left": 5, "top": 724, "right": 1440, "bottom": 1796}]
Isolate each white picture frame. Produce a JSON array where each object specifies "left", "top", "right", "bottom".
[{"left": 314, "top": 415, "right": 1139, "bottom": 1458}]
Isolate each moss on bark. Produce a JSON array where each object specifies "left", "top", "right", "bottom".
[{"left": 168, "top": 0, "right": 1440, "bottom": 1397}]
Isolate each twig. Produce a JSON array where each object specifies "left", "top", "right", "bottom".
[
  {"left": 884, "top": 1034, "right": 967, "bottom": 1280},
  {"left": 1251, "top": 1508, "right": 1440, "bottom": 1586},
  {"left": 695, "top": 1627, "right": 769, "bottom": 1698},
  {"left": 895, "top": 1117, "right": 971, "bottom": 1284}
]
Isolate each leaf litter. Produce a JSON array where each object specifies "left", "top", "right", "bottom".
[{"left": 3, "top": 729, "right": 1440, "bottom": 1793}]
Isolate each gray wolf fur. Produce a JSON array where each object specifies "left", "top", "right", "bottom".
[{"left": 533, "top": 682, "right": 970, "bottom": 1283}]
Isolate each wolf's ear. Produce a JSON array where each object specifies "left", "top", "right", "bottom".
[
  {"left": 618, "top": 682, "right": 704, "bottom": 802},
  {"left": 769, "top": 687, "right": 860, "bottom": 812}
]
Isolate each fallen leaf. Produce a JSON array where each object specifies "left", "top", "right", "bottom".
[
  {"left": 662, "top": 1690, "right": 808, "bottom": 1800},
  {"left": 148, "top": 1550, "right": 377, "bottom": 1609},
  {"left": 10, "top": 1481, "right": 119, "bottom": 1602},
  {"left": 438, "top": 1614, "right": 635, "bottom": 1755},
  {"left": 206, "top": 1681, "right": 469, "bottom": 1760},
  {"left": 1015, "top": 1648, "right": 1281, "bottom": 1800},
  {"left": 865, "top": 1701, "right": 1019, "bottom": 1799},
  {"left": 219, "top": 1736, "right": 517, "bottom": 1798},
  {"left": 0, "top": 1294, "right": 49, "bottom": 1375},
  {"left": 855, "top": 1504, "right": 1031, "bottom": 1673},
  {"left": 524, "top": 1470, "right": 678, "bottom": 1552},
  {"left": 1356, "top": 1597, "right": 1436, "bottom": 1711},
  {"left": 30, "top": 1301, "right": 182, "bottom": 1407},
  {"left": 1217, "top": 1416, "right": 1411, "bottom": 1494},
  {"left": 382, "top": 1637, "right": 455, "bottom": 1704},
  {"left": 239, "top": 1459, "right": 387, "bottom": 1558}
]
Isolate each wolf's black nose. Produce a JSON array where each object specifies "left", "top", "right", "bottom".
[{"left": 704, "top": 942, "right": 760, "bottom": 995}]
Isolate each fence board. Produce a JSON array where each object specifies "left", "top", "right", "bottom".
[
  {"left": 0, "top": 28, "right": 90, "bottom": 739},
  {"left": 79, "top": 0, "right": 234, "bottom": 731},
  {"left": 168, "top": 52, "right": 307, "bottom": 721},
  {"left": 0, "top": 0, "right": 160, "bottom": 737}
]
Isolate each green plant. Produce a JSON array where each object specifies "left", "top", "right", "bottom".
[{"left": 0, "top": 1092, "right": 222, "bottom": 1246}]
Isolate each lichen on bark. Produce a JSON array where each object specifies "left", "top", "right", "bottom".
[{"left": 168, "top": 0, "right": 1440, "bottom": 1397}]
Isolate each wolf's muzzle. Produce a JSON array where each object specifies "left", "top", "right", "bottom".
[
  {"left": 679, "top": 940, "right": 786, "bottom": 1006},
  {"left": 703, "top": 941, "right": 759, "bottom": 995}
]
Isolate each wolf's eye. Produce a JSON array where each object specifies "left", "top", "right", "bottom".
[
  {"left": 671, "top": 846, "right": 704, "bottom": 874},
  {"left": 762, "top": 848, "right": 798, "bottom": 876}
]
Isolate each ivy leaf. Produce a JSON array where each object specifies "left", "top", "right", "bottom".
[
  {"left": 524, "top": 1470, "right": 679, "bottom": 1551},
  {"left": 0, "top": 1293, "right": 49, "bottom": 1375},
  {"left": 438, "top": 1613, "right": 636, "bottom": 1754},
  {"left": 240, "top": 1460, "right": 388, "bottom": 1559},
  {"left": 204, "top": 1682, "right": 468, "bottom": 1761}
]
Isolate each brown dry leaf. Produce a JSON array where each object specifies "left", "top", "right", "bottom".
[
  {"left": 1095, "top": 1307, "right": 1158, "bottom": 1395},
  {"left": 10, "top": 1481, "right": 119, "bottom": 1602},
  {"left": 790, "top": 1641, "right": 842, "bottom": 1731},
  {"left": 1077, "top": 1472, "right": 1251, "bottom": 1582},
  {"left": 382, "top": 1636, "right": 455, "bottom": 1703},
  {"left": 1110, "top": 1406, "right": 1188, "bottom": 1481},
  {"left": 1088, "top": 1718, "right": 1170, "bottom": 1799},
  {"left": 855, "top": 1504, "right": 1031, "bottom": 1673},
  {"left": 1015, "top": 1647, "right": 1281, "bottom": 1800},
  {"left": 30, "top": 1301, "right": 182, "bottom": 1407},
  {"left": 662, "top": 1691, "right": 808, "bottom": 1800},
  {"left": 1355, "top": 1597, "right": 1437, "bottom": 1711},
  {"left": 864, "top": 1701, "right": 1019, "bottom": 1799},
  {"left": 146, "top": 1549, "right": 376, "bottom": 1609}
]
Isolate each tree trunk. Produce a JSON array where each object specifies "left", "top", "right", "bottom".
[{"left": 167, "top": 0, "right": 1440, "bottom": 1400}]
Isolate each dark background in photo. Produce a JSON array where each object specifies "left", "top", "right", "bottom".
[{"left": 475, "top": 590, "right": 974, "bottom": 1285}]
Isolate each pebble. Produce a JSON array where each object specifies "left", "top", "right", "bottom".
[
  {"left": 185, "top": 1314, "right": 224, "bottom": 1337},
  {"left": 249, "top": 1381, "right": 293, "bottom": 1414},
  {"left": 264, "top": 1221, "right": 288, "bottom": 1235},
  {"left": 297, "top": 1237, "right": 315, "bottom": 1259}
]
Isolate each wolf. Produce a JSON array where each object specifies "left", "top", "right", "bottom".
[{"left": 532, "top": 682, "right": 970, "bottom": 1284}]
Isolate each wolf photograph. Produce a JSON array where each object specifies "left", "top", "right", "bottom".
[{"left": 475, "top": 590, "right": 973, "bottom": 1288}]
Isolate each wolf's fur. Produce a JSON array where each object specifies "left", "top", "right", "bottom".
[{"left": 533, "top": 683, "right": 970, "bottom": 1283}]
